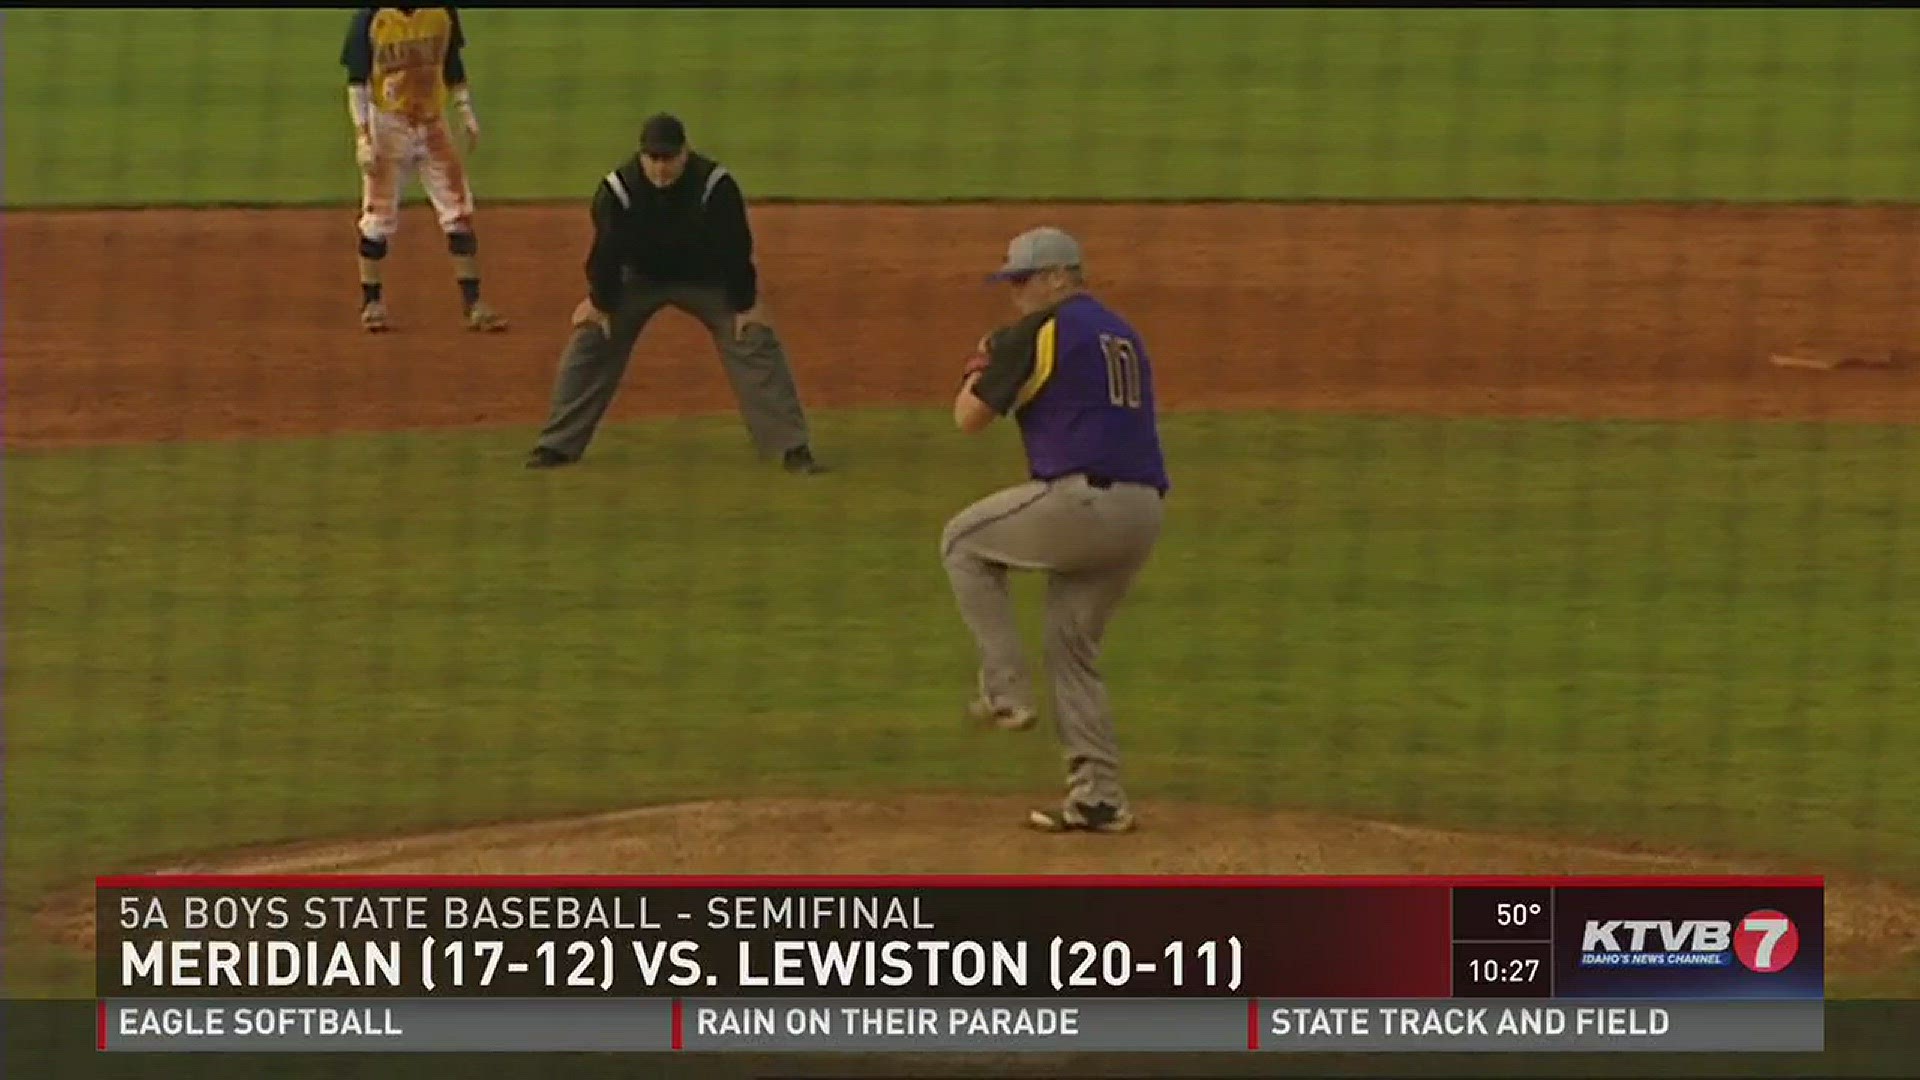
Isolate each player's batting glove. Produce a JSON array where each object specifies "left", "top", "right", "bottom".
[{"left": 452, "top": 88, "right": 480, "bottom": 152}]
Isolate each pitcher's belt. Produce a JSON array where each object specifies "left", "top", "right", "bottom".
[{"left": 1043, "top": 472, "right": 1164, "bottom": 498}]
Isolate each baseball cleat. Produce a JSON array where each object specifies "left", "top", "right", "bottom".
[
  {"left": 782, "top": 445, "right": 826, "bottom": 474},
  {"left": 1026, "top": 801, "right": 1136, "bottom": 834},
  {"left": 360, "top": 300, "right": 391, "bottom": 333},
  {"left": 465, "top": 300, "right": 508, "bottom": 332},
  {"left": 966, "top": 669, "right": 1036, "bottom": 731},
  {"left": 524, "top": 447, "right": 577, "bottom": 470},
  {"left": 966, "top": 696, "right": 1037, "bottom": 732}
]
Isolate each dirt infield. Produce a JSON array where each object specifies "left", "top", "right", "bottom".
[{"left": 8, "top": 201, "right": 1920, "bottom": 448}]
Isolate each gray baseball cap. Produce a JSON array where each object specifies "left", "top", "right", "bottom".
[{"left": 989, "top": 226, "right": 1083, "bottom": 281}]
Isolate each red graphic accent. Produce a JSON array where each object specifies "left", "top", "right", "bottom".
[
  {"left": 94, "top": 873, "right": 1824, "bottom": 889},
  {"left": 1247, "top": 998, "right": 1260, "bottom": 1050},
  {"left": 97, "top": 1001, "right": 107, "bottom": 1050},
  {"left": 671, "top": 999, "right": 684, "bottom": 1050},
  {"left": 1732, "top": 909, "right": 1801, "bottom": 973}
]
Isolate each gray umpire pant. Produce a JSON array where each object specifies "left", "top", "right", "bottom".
[
  {"left": 941, "top": 475, "right": 1165, "bottom": 809},
  {"left": 536, "top": 283, "right": 810, "bottom": 461}
]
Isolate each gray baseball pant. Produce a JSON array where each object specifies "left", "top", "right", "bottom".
[
  {"left": 536, "top": 284, "right": 810, "bottom": 461},
  {"left": 941, "top": 475, "right": 1165, "bottom": 808}
]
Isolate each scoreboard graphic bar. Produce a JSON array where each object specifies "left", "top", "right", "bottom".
[{"left": 95, "top": 874, "right": 1823, "bottom": 1053}]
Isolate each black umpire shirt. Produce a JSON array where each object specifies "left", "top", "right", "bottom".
[{"left": 586, "top": 153, "right": 759, "bottom": 315}]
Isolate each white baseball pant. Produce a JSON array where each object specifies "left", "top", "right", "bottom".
[{"left": 358, "top": 110, "right": 473, "bottom": 240}]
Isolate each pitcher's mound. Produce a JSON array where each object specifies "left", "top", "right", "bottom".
[{"left": 69, "top": 796, "right": 1915, "bottom": 979}]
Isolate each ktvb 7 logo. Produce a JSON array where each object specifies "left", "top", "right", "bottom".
[{"left": 1578, "top": 910, "right": 1800, "bottom": 973}]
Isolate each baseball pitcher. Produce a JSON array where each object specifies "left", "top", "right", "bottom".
[
  {"left": 946, "top": 227, "right": 1170, "bottom": 834},
  {"left": 341, "top": 6, "right": 506, "bottom": 333}
]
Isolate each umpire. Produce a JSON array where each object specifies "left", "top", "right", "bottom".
[{"left": 527, "top": 113, "right": 823, "bottom": 473}]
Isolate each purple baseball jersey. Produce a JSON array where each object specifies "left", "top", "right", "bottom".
[{"left": 971, "top": 292, "right": 1170, "bottom": 494}]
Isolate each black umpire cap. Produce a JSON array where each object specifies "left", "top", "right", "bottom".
[{"left": 640, "top": 113, "right": 688, "bottom": 157}]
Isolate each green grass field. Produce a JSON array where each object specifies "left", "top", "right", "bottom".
[
  {"left": 7, "top": 7, "right": 1920, "bottom": 1008},
  {"left": 7, "top": 8, "right": 1920, "bottom": 205},
  {"left": 9, "top": 415, "right": 1919, "bottom": 995}
]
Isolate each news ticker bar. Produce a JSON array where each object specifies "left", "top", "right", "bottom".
[
  {"left": 96, "top": 874, "right": 1826, "bottom": 1001},
  {"left": 98, "top": 997, "right": 1823, "bottom": 1053}
]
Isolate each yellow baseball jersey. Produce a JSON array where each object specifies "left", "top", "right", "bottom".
[{"left": 342, "top": 7, "right": 468, "bottom": 121}]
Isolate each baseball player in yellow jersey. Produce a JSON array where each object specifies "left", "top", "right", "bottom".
[{"left": 341, "top": 7, "right": 506, "bottom": 333}]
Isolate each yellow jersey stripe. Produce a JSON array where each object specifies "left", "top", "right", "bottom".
[{"left": 1013, "top": 317, "right": 1057, "bottom": 410}]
